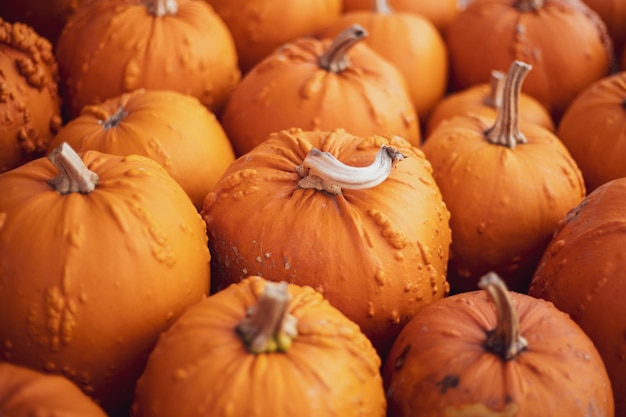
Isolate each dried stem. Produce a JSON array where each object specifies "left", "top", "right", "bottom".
[
  {"left": 101, "top": 106, "right": 128, "bottom": 130},
  {"left": 374, "top": 0, "right": 393, "bottom": 14},
  {"left": 48, "top": 143, "right": 99, "bottom": 194},
  {"left": 484, "top": 70, "right": 505, "bottom": 109},
  {"left": 145, "top": 0, "right": 178, "bottom": 16},
  {"left": 318, "top": 24, "right": 368, "bottom": 73},
  {"left": 516, "top": 0, "right": 544, "bottom": 12}
]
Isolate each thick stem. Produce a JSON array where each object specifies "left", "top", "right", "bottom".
[
  {"left": 236, "top": 281, "right": 298, "bottom": 354},
  {"left": 318, "top": 24, "right": 368, "bottom": 73},
  {"left": 484, "top": 70, "right": 505, "bottom": 109},
  {"left": 374, "top": 0, "right": 393, "bottom": 14},
  {"left": 296, "top": 145, "right": 406, "bottom": 195},
  {"left": 478, "top": 272, "right": 528, "bottom": 361},
  {"left": 48, "top": 142, "right": 99, "bottom": 194},
  {"left": 516, "top": 0, "right": 544, "bottom": 12},
  {"left": 485, "top": 60, "right": 532, "bottom": 149},
  {"left": 145, "top": 0, "right": 178, "bottom": 16},
  {"left": 101, "top": 106, "right": 128, "bottom": 130}
]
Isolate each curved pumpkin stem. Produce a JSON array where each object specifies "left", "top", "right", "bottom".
[
  {"left": 102, "top": 106, "right": 129, "bottom": 130},
  {"left": 484, "top": 70, "right": 505, "bottom": 109},
  {"left": 48, "top": 142, "right": 99, "bottom": 194},
  {"left": 296, "top": 145, "right": 406, "bottom": 195},
  {"left": 318, "top": 24, "right": 368, "bottom": 73},
  {"left": 485, "top": 60, "right": 532, "bottom": 149},
  {"left": 145, "top": 0, "right": 178, "bottom": 16},
  {"left": 478, "top": 272, "right": 528, "bottom": 361},
  {"left": 236, "top": 281, "right": 298, "bottom": 354},
  {"left": 374, "top": 0, "right": 393, "bottom": 14},
  {"left": 516, "top": 0, "right": 544, "bottom": 12}
]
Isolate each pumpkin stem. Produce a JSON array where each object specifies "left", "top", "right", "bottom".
[
  {"left": 318, "top": 24, "right": 368, "bottom": 73},
  {"left": 236, "top": 281, "right": 298, "bottom": 354},
  {"left": 478, "top": 272, "right": 528, "bottom": 361},
  {"left": 101, "top": 106, "right": 128, "bottom": 130},
  {"left": 516, "top": 0, "right": 544, "bottom": 12},
  {"left": 484, "top": 70, "right": 505, "bottom": 109},
  {"left": 296, "top": 144, "right": 406, "bottom": 195},
  {"left": 48, "top": 142, "right": 99, "bottom": 194},
  {"left": 485, "top": 60, "right": 532, "bottom": 149},
  {"left": 374, "top": 0, "right": 393, "bottom": 14},
  {"left": 145, "top": 0, "right": 178, "bottom": 16}
]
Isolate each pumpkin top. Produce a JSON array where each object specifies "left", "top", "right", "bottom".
[
  {"left": 318, "top": 24, "right": 368, "bottom": 73},
  {"left": 145, "top": 0, "right": 178, "bottom": 16}
]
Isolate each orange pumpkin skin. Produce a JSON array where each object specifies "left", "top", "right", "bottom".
[
  {"left": 0, "top": 149, "right": 210, "bottom": 415},
  {"left": 131, "top": 276, "right": 386, "bottom": 417},
  {"left": 557, "top": 71, "right": 626, "bottom": 193},
  {"left": 55, "top": 0, "right": 240, "bottom": 120},
  {"left": 529, "top": 178, "right": 626, "bottom": 417},
  {"left": 46, "top": 89, "right": 236, "bottom": 210},
  {"left": 583, "top": 0, "right": 626, "bottom": 56},
  {"left": 0, "top": 18, "right": 62, "bottom": 173},
  {"left": 446, "top": 0, "right": 613, "bottom": 120},
  {"left": 221, "top": 34, "right": 420, "bottom": 156},
  {"left": 383, "top": 288, "right": 614, "bottom": 416},
  {"left": 202, "top": 128, "right": 451, "bottom": 357},
  {"left": 205, "top": 0, "right": 342, "bottom": 73},
  {"left": 0, "top": 362, "right": 108, "bottom": 417}
]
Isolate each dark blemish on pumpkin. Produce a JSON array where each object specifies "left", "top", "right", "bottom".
[
  {"left": 437, "top": 374, "right": 459, "bottom": 394},
  {"left": 394, "top": 344, "right": 411, "bottom": 370}
]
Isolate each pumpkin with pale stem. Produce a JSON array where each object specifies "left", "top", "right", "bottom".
[
  {"left": 131, "top": 277, "right": 386, "bottom": 417},
  {"left": 383, "top": 272, "right": 614, "bottom": 417},
  {"left": 0, "top": 17, "right": 62, "bottom": 173},
  {"left": 55, "top": 0, "right": 240, "bottom": 119},
  {"left": 0, "top": 362, "right": 108, "bottom": 417},
  {"left": 529, "top": 177, "right": 626, "bottom": 417},
  {"left": 46, "top": 89, "right": 235, "bottom": 210},
  {"left": 421, "top": 61, "right": 585, "bottom": 294},
  {"left": 201, "top": 127, "right": 451, "bottom": 357},
  {"left": 446, "top": 0, "right": 613, "bottom": 120},
  {"left": 221, "top": 24, "right": 420, "bottom": 156},
  {"left": 0, "top": 143, "right": 210, "bottom": 416},
  {"left": 319, "top": 0, "right": 448, "bottom": 122}
]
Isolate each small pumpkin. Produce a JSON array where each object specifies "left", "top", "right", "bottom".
[
  {"left": 46, "top": 89, "right": 235, "bottom": 210},
  {"left": 383, "top": 272, "right": 614, "bottom": 417},
  {"left": 0, "top": 362, "right": 108, "bottom": 417},
  {"left": 0, "top": 17, "right": 62, "bottom": 173},
  {"left": 131, "top": 277, "right": 386, "bottom": 417},
  {"left": 55, "top": 0, "right": 240, "bottom": 119},
  {"left": 221, "top": 24, "right": 420, "bottom": 156},
  {"left": 0, "top": 143, "right": 210, "bottom": 416}
]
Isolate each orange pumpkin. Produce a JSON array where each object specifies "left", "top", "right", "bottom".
[
  {"left": 0, "top": 143, "right": 210, "bottom": 416},
  {"left": 201, "top": 127, "right": 451, "bottom": 357},
  {"left": 421, "top": 61, "right": 586, "bottom": 293},
  {"left": 446, "top": 0, "right": 613, "bottom": 120},
  {"left": 529, "top": 177, "right": 626, "bottom": 417},
  {"left": 221, "top": 25, "right": 420, "bottom": 156},
  {"left": 383, "top": 272, "right": 614, "bottom": 417},
  {"left": 583, "top": 0, "right": 626, "bottom": 57},
  {"left": 55, "top": 0, "right": 240, "bottom": 119},
  {"left": 319, "top": 0, "right": 449, "bottom": 122},
  {"left": 131, "top": 277, "right": 386, "bottom": 417},
  {"left": 0, "top": 17, "right": 62, "bottom": 173},
  {"left": 205, "top": 0, "right": 342, "bottom": 73},
  {"left": 0, "top": 362, "right": 108, "bottom": 417},
  {"left": 46, "top": 89, "right": 235, "bottom": 210}
]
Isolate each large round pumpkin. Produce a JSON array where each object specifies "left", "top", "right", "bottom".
[
  {"left": 0, "top": 143, "right": 210, "bottom": 416},
  {"left": 201, "top": 127, "right": 451, "bottom": 357},
  {"left": 131, "top": 277, "right": 386, "bottom": 417}
]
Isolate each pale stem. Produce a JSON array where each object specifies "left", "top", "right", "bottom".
[
  {"left": 48, "top": 142, "right": 99, "bottom": 194},
  {"left": 318, "top": 24, "right": 368, "bottom": 73},
  {"left": 484, "top": 70, "right": 505, "bottom": 109},
  {"left": 145, "top": 0, "right": 178, "bottom": 16},
  {"left": 101, "top": 106, "right": 128, "bottom": 130},
  {"left": 516, "top": 0, "right": 544, "bottom": 12},
  {"left": 296, "top": 145, "right": 407, "bottom": 195},
  {"left": 374, "top": 0, "right": 393, "bottom": 14}
]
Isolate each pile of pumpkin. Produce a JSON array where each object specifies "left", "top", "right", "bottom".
[{"left": 0, "top": 0, "right": 625, "bottom": 416}]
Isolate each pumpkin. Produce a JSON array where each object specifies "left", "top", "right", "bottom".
[
  {"left": 557, "top": 71, "right": 626, "bottom": 193},
  {"left": 0, "top": 17, "right": 62, "bottom": 173},
  {"left": 201, "top": 127, "right": 451, "bottom": 357},
  {"left": 425, "top": 69, "right": 554, "bottom": 137},
  {"left": 0, "top": 362, "right": 108, "bottom": 417},
  {"left": 55, "top": 0, "right": 240, "bottom": 120},
  {"left": 446, "top": 0, "right": 614, "bottom": 120},
  {"left": 131, "top": 277, "right": 386, "bottom": 417},
  {"left": 205, "top": 0, "right": 342, "bottom": 73},
  {"left": 0, "top": 143, "right": 210, "bottom": 416},
  {"left": 529, "top": 177, "right": 626, "bottom": 417},
  {"left": 421, "top": 60, "right": 586, "bottom": 293},
  {"left": 221, "top": 25, "right": 420, "bottom": 157},
  {"left": 383, "top": 272, "right": 615, "bottom": 417},
  {"left": 319, "top": 0, "right": 449, "bottom": 122},
  {"left": 582, "top": 0, "right": 626, "bottom": 57},
  {"left": 46, "top": 89, "right": 235, "bottom": 210}
]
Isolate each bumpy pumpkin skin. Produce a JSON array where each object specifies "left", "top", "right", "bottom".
[
  {"left": 383, "top": 289, "right": 614, "bottom": 417},
  {"left": 529, "top": 178, "right": 626, "bottom": 417},
  {"left": 0, "top": 150, "right": 210, "bottom": 416},
  {"left": 131, "top": 276, "right": 386, "bottom": 417},
  {"left": 55, "top": 0, "right": 240, "bottom": 119},
  {"left": 47, "top": 89, "right": 236, "bottom": 210},
  {"left": 202, "top": 128, "right": 451, "bottom": 357},
  {"left": 0, "top": 18, "right": 62, "bottom": 173},
  {"left": 582, "top": 0, "right": 626, "bottom": 57},
  {"left": 0, "top": 362, "right": 108, "bottom": 417}
]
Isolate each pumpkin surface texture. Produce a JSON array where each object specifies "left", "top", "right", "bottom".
[
  {"left": 0, "top": 143, "right": 210, "bottom": 416},
  {"left": 383, "top": 272, "right": 615, "bottom": 417},
  {"left": 201, "top": 128, "right": 451, "bottom": 357},
  {"left": 131, "top": 277, "right": 386, "bottom": 417}
]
